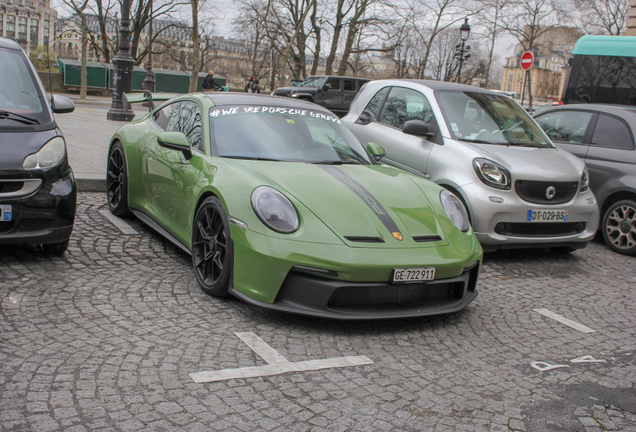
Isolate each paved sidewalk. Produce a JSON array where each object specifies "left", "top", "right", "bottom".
[{"left": 55, "top": 95, "right": 148, "bottom": 192}]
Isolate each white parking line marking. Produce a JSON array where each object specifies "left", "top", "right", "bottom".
[
  {"left": 533, "top": 308, "right": 596, "bottom": 333},
  {"left": 98, "top": 209, "right": 138, "bottom": 235},
  {"left": 190, "top": 332, "right": 373, "bottom": 383},
  {"left": 190, "top": 356, "right": 373, "bottom": 383},
  {"left": 235, "top": 332, "right": 290, "bottom": 364},
  {"left": 530, "top": 361, "right": 570, "bottom": 372}
]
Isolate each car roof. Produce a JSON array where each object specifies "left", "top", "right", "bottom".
[
  {"left": 0, "top": 37, "right": 22, "bottom": 50},
  {"left": 204, "top": 92, "right": 333, "bottom": 111},
  {"left": 369, "top": 79, "right": 494, "bottom": 93},
  {"left": 535, "top": 103, "right": 636, "bottom": 118},
  {"left": 307, "top": 75, "right": 370, "bottom": 80}
]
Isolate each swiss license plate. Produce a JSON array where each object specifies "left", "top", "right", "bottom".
[
  {"left": 1, "top": 205, "right": 12, "bottom": 221},
  {"left": 392, "top": 267, "right": 435, "bottom": 284},
  {"left": 527, "top": 209, "right": 568, "bottom": 222}
]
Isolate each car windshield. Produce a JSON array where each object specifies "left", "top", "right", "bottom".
[
  {"left": 301, "top": 76, "right": 326, "bottom": 88},
  {"left": 209, "top": 105, "right": 374, "bottom": 164},
  {"left": 0, "top": 47, "right": 49, "bottom": 125},
  {"left": 436, "top": 91, "right": 552, "bottom": 148}
]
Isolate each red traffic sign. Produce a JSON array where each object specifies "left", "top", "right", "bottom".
[{"left": 520, "top": 51, "right": 534, "bottom": 71}]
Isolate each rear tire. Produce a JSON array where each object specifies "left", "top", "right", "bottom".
[
  {"left": 602, "top": 199, "right": 636, "bottom": 256},
  {"left": 191, "top": 197, "right": 232, "bottom": 297},
  {"left": 42, "top": 239, "right": 69, "bottom": 255},
  {"left": 106, "top": 142, "right": 131, "bottom": 217}
]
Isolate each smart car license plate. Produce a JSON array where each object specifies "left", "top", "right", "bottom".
[
  {"left": 527, "top": 210, "right": 568, "bottom": 222},
  {"left": 1, "top": 205, "right": 12, "bottom": 221},
  {"left": 392, "top": 267, "right": 435, "bottom": 284}
]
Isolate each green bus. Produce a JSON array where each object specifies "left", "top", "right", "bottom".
[{"left": 562, "top": 35, "right": 636, "bottom": 105}]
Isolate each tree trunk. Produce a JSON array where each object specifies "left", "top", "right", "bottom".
[
  {"left": 310, "top": 1, "right": 321, "bottom": 75},
  {"left": 189, "top": 0, "right": 200, "bottom": 93},
  {"left": 80, "top": 12, "right": 88, "bottom": 100},
  {"left": 485, "top": 5, "right": 499, "bottom": 89},
  {"left": 325, "top": 0, "right": 345, "bottom": 75}
]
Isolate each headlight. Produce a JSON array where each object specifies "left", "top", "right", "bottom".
[
  {"left": 579, "top": 167, "right": 589, "bottom": 192},
  {"left": 23, "top": 137, "right": 66, "bottom": 170},
  {"left": 251, "top": 186, "right": 299, "bottom": 233},
  {"left": 440, "top": 190, "right": 470, "bottom": 232},
  {"left": 473, "top": 158, "right": 511, "bottom": 190}
]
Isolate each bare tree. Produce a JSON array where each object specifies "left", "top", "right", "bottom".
[
  {"left": 573, "top": 0, "right": 628, "bottom": 35},
  {"left": 89, "top": 0, "right": 118, "bottom": 63},
  {"left": 60, "top": 0, "right": 90, "bottom": 99},
  {"left": 478, "top": 0, "right": 508, "bottom": 88}
]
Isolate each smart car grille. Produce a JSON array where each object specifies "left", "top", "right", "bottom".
[
  {"left": 19, "top": 219, "right": 50, "bottom": 231},
  {"left": 0, "top": 221, "right": 14, "bottom": 233},
  {"left": 494, "top": 222, "right": 586, "bottom": 237},
  {"left": 0, "top": 182, "right": 23, "bottom": 193},
  {"left": 515, "top": 180, "right": 579, "bottom": 204}
]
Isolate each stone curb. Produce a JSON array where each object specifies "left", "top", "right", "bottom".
[{"left": 76, "top": 175, "right": 106, "bottom": 192}]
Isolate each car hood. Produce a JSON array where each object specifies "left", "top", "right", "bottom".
[
  {"left": 0, "top": 128, "right": 60, "bottom": 170},
  {"left": 247, "top": 162, "right": 449, "bottom": 248},
  {"left": 456, "top": 141, "right": 584, "bottom": 181}
]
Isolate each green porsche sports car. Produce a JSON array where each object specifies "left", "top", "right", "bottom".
[{"left": 106, "top": 92, "right": 483, "bottom": 319}]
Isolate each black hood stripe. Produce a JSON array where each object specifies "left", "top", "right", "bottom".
[{"left": 319, "top": 166, "right": 402, "bottom": 238}]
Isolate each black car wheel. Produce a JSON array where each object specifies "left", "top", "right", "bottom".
[
  {"left": 42, "top": 239, "right": 69, "bottom": 255},
  {"left": 602, "top": 199, "right": 636, "bottom": 256},
  {"left": 192, "top": 196, "right": 232, "bottom": 297},
  {"left": 106, "top": 142, "right": 130, "bottom": 217}
]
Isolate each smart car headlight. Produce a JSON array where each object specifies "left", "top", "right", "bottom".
[
  {"left": 23, "top": 137, "right": 66, "bottom": 170},
  {"left": 251, "top": 186, "right": 299, "bottom": 233},
  {"left": 579, "top": 167, "right": 589, "bottom": 192},
  {"left": 440, "top": 190, "right": 470, "bottom": 232},
  {"left": 473, "top": 158, "right": 511, "bottom": 190}
]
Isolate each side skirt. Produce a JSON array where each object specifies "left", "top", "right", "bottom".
[{"left": 131, "top": 209, "right": 191, "bottom": 255}]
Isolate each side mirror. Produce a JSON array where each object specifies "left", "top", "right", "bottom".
[
  {"left": 366, "top": 142, "right": 386, "bottom": 161},
  {"left": 51, "top": 95, "right": 75, "bottom": 114},
  {"left": 355, "top": 110, "right": 376, "bottom": 125},
  {"left": 324, "top": 83, "right": 332, "bottom": 91},
  {"left": 403, "top": 120, "right": 435, "bottom": 140},
  {"left": 157, "top": 132, "right": 192, "bottom": 160}
]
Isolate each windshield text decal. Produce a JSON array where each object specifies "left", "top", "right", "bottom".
[{"left": 210, "top": 106, "right": 341, "bottom": 123}]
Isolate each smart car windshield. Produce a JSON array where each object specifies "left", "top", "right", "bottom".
[
  {"left": 209, "top": 105, "right": 374, "bottom": 164},
  {"left": 436, "top": 91, "right": 552, "bottom": 148},
  {"left": 0, "top": 47, "right": 49, "bottom": 125},
  {"left": 300, "top": 76, "right": 326, "bottom": 88}
]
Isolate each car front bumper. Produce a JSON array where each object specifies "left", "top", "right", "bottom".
[
  {"left": 228, "top": 225, "right": 483, "bottom": 319},
  {"left": 459, "top": 182, "right": 599, "bottom": 251},
  {"left": 0, "top": 166, "right": 77, "bottom": 245}
]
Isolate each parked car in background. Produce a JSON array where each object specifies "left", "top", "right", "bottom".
[
  {"left": 273, "top": 75, "right": 370, "bottom": 117},
  {"left": 0, "top": 37, "right": 77, "bottom": 254},
  {"left": 342, "top": 79, "right": 600, "bottom": 253},
  {"left": 534, "top": 104, "right": 636, "bottom": 255}
]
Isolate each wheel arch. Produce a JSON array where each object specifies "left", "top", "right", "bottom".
[{"left": 600, "top": 190, "right": 636, "bottom": 221}]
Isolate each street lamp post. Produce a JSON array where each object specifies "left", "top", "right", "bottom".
[
  {"left": 141, "top": 0, "right": 154, "bottom": 93},
  {"left": 106, "top": 0, "right": 135, "bottom": 121},
  {"left": 455, "top": 18, "right": 471, "bottom": 84}
]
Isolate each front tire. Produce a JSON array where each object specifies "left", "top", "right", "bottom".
[
  {"left": 42, "top": 239, "right": 69, "bottom": 255},
  {"left": 106, "top": 142, "right": 131, "bottom": 217},
  {"left": 602, "top": 199, "right": 636, "bottom": 256},
  {"left": 192, "top": 197, "right": 232, "bottom": 297}
]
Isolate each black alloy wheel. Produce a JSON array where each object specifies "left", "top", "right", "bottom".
[
  {"left": 106, "top": 142, "right": 130, "bottom": 217},
  {"left": 602, "top": 199, "right": 636, "bottom": 256},
  {"left": 192, "top": 196, "right": 232, "bottom": 297}
]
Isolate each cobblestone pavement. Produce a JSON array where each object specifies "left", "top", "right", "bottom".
[{"left": 1, "top": 193, "right": 635, "bottom": 432}]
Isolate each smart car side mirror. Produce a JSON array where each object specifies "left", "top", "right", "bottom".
[
  {"left": 157, "top": 132, "right": 192, "bottom": 160},
  {"left": 366, "top": 142, "right": 386, "bottom": 161},
  {"left": 355, "top": 110, "right": 376, "bottom": 125},
  {"left": 403, "top": 120, "right": 435, "bottom": 140},
  {"left": 51, "top": 95, "right": 75, "bottom": 114}
]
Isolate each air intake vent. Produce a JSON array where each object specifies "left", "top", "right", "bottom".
[
  {"left": 344, "top": 236, "right": 385, "bottom": 243},
  {"left": 413, "top": 235, "right": 442, "bottom": 242}
]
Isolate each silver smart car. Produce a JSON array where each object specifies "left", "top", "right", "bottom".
[{"left": 342, "top": 79, "right": 599, "bottom": 252}]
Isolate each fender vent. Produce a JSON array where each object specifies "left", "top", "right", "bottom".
[{"left": 413, "top": 235, "right": 442, "bottom": 242}]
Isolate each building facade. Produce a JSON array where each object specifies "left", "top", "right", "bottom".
[{"left": 0, "top": 0, "right": 57, "bottom": 53}]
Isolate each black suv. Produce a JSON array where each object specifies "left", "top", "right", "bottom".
[{"left": 273, "top": 76, "right": 370, "bottom": 117}]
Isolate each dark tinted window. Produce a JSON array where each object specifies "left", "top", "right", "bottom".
[
  {"left": 364, "top": 87, "right": 389, "bottom": 118},
  {"left": 536, "top": 111, "right": 594, "bottom": 144},
  {"left": 326, "top": 77, "right": 340, "bottom": 90},
  {"left": 379, "top": 87, "right": 433, "bottom": 130},
  {"left": 591, "top": 114, "right": 635, "bottom": 149},
  {"left": 153, "top": 103, "right": 174, "bottom": 131},
  {"left": 344, "top": 80, "right": 355, "bottom": 91},
  {"left": 563, "top": 55, "right": 636, "bottom": 105},
  {"left": 167, "top": 101, "right": 203, "bottom": 152}
]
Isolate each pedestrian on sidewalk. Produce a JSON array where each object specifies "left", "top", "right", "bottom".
[
  {"left": 252, "top": 79, "right": 261, "bottom": 94},
  {"left": 244, "top": 76, "right": 256, "bottom": 93},
  {"left": 202, "top": 70, "right": 222, "bottom": 92}
]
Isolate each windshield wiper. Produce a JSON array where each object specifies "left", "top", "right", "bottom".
[
  {"left": 223, "top": 156, "right": 284, "bottom": 162},
  {"left": 0, "top": 110, "right": 40, "bottom": 125},
  {"left": 312, "top": 160, "right": 365, "bottom": 165},
  {"left": 457, "top": 138, "right": 496, "bottom": 144},
  {"left": 498, "top": 141, "right": 547, "bottom": 147}
]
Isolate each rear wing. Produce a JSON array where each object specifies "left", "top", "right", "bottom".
[{"left": 123, "top": 91, "right": 180, "bottom": 112}]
